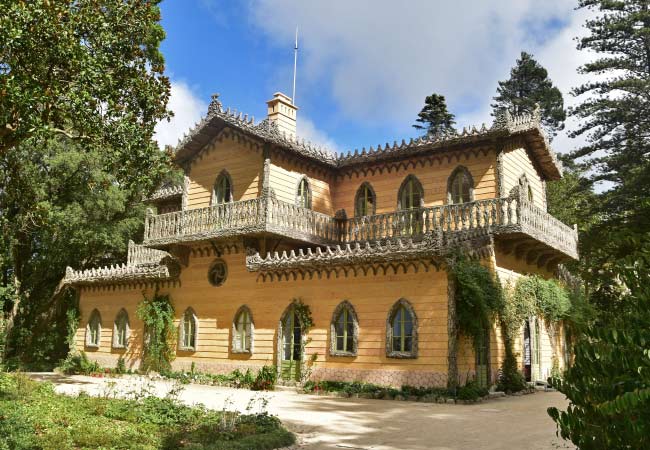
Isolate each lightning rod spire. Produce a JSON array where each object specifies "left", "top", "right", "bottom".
[{"left": 292, "top": 26, "right": 298, "bottom": 105}]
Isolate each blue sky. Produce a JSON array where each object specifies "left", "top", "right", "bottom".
[{"left": 156, "top": 1, "right": 591, "bottom": 155}]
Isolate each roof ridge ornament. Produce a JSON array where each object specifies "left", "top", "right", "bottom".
[{"left": 208, "top": 93, "right": 223, "bottom": 115}]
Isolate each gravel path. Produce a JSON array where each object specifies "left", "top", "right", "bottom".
[{"left": 28, "top": 372, "right": 573, "bottom": 450}]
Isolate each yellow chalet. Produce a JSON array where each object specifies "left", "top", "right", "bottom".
[{"left": 64, "top": 91, "right": 578, "bottom": 388}]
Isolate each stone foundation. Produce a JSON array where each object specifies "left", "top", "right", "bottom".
[
  {"left": 310, "top": 367, "right": 448, "bottom": 388},
  {"left": 170, "top": 359, "right": 266, "bottom": 375}
]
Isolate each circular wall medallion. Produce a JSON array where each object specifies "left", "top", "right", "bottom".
[{"left": 208, "top": 259, "right": 227, "bottom": 286}]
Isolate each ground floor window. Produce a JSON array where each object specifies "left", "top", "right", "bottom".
[
  {"left": 232, "top": 305, "right": 253, "bottom": 353},
  {"left": 386, "top": 299, "right": 418, "bottom": 358},
  {"left": 86, "top": 309, "right": 102, "bottom": 348},
  {"left": 179, "top": 308, "right": 198, "bottom": 351},
  {"left": 330, "top": 300, "right": 359, "bottom": 356}
]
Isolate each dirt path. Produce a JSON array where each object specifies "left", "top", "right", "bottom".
[{"left": 28, "top": 372, "right": 573, "bottom": 450}]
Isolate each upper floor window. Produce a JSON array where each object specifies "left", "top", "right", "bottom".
[
  {"left": 232, "top": 305, "right": 253, "bottom": 353},
  {"left": 398, "top": 175, "right": 424, "bottom": 210},
  {"left": 296, "top": 176, "right": 312, "bottom": 209},
  {"left": 330, "top": 300, "right": 359, "bottom": 356},
  {"left": 386, "top": 299, "right": 418, "bottom": 358},
  {"left": 113, "top": 308, "right": 130, "bottom": 349},
  {"left": 212, "top": 170, "right": 233, "bottom": 205},
  {"left": 86, "top": 309, "right": 102, "bottom": 348},
  {"left": 354, "top": 183, "right": 376, "bottom": 217},
  {"left": 447, "top": 166, "right": 474, "bottom": 204},
  {"left": 179, "top": 308, "right": 198, "bottom": 351}
]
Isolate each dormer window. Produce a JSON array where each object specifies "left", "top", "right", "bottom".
[
  {"left": 296, "top": 177, "right": 312, "bottom": 209},
  {"left": 447, "top": 166, "right": 474, "bottom": 204},
  {"left": 212, "top": 171, "right": 233, "bottom": 205}
]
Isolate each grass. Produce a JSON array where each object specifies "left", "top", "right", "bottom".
[{"left": 0, "top": 372, "right": 294, "bottom": 450}]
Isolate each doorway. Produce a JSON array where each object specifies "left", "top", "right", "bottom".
[
  {"left": 280, "top": 307, "right": 302, "bottom": 381},
  {"left": 475, "top": 328, "right": 489, "bottom": 388}
]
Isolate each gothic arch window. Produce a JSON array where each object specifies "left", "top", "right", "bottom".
[
  {"left": 447, "top": 166, "right": 474, "bottom": 204},
  {"left": 178, "top": 308, "right": 198, "bottom": 352},
  {"left": 511, "top": 173, "right": 533, "bottom": 202},
  {"left": 113, "top": 308, "right": 130, "bottom": 349},
  {"left": 86, "top": 309, "right": 102, "bottom": 348},
  {"left": 354, "top": 182, "right": 376, "bottom": 217},
  {"left": 386, "top": 299, "right": 418, "bottom": 358},
  {"left": 232, "top": 305, "right": 254, "bottom": 354},
  {"left": 296, "top": 176, "right": 312, "bottom": 209},
  {"left": 397, "top": 175, "right": 424, "bottom": 210},
  {"left": 330, "top": 300, "right": 359, "bottom": 357},
  {"left": 212, "top": 170, "right": 233, "bottom": 205}
]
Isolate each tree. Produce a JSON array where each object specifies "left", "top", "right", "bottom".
[
  {"left": 413, "top": 94, "right": 456, "bottom": 136},
  {"left": 492, "top": 51, "right": 566, "bottom": 139},
  {"left": 569, "top": 1, "right": 650, "bottom": 244},
  {"left": 0, "top": 1, "right": 170, "bottom": 158},
  {"left": 548, "top": 233, "right": 650, "bottom": 449},
  {"left": 0, "top": 1, "right": 173, "bottom": 367}
]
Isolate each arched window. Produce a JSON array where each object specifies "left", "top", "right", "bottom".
[
  {"left": 232, "top": 305, "right": 254, "bottom": 353},
  {"left": 386, "top": 299, "right": 418, "bottom": 358},
  {"left": 397, "top": 175, "right": 424, "bottom": 210},
  {"left": 330, "top": 301, "right": 359, "bottom": 356},
  {"left": 86, "top": 309, "right": 102, "bottom": 348},
  {"left": 296, "top": 176, "right": 312, "bottom": 209},
  {"left": 212, "top": 170, "right": 233, "bottom": 205},
  {"left": 113, "top": 309, "right": 130, "bottom": 349},
  {"left": 179, "top": 308, "right": 198, "bottom": 351},
  {"left": 527, "top": 185, "right": 534, "bottom": 202},
  {"left": 354, "top": 183, "right": 376, "bottom": 217},
  {"left": 447, "top": 166, "right": 474, "bottom": 204}
]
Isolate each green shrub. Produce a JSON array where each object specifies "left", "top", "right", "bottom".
[
  {"left": 58, "top": 351, "right": 101, "bottom": 375},
  {"left": 115, "top": 357, "right": 127, "bottom": 375},
  {"left": 252, "top": 365, "right": 277, "bottom": 391},
  {"left": 496, "top": 349, "right": 527, "bottom": 393},
  {"left": 457, "top": 381, "right": 489, "bottom": 401}
]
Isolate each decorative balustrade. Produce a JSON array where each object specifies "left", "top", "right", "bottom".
[{"left": 143, "top": 196, "right": 578, "bottom": 259}]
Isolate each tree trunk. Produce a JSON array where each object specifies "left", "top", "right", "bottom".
[{"left": 447, "top": 272, "right": 459, "bottom": 390}]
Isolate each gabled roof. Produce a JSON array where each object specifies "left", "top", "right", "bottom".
[{"left": 173, "top": 95, "right": 563, "bottom": 180}]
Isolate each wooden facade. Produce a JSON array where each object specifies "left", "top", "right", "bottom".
[{"left": 67, "top": 93, "right": 578, "bottom": 388}]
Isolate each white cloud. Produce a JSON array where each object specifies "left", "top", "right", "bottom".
[
  {"left": 155, "top": 80, "right": 207, "bottom": 149},
  {"left": 298, "top": 116, "right": 340, "bottom": 153},
  {"left": 248, "top": 1, "right": 599, "bottom": 154}
]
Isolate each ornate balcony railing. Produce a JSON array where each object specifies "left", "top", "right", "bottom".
[
  {"left": 143, "top": 196, "right": 578, "bottom": 259},
  {"left": 144, "top": 197, "right": 338, "bottom": 246}
]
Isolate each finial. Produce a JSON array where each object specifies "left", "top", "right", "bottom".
[{"left": 208, "top": 93, "right": 223, "bottom": 115}]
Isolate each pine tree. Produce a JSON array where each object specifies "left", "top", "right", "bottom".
[
  {"left": 569, "top": 0, "right": 650, "bottom": 236},
  {"left": 492, "top": 51, "right": 566, "bottom": 139},
  {"left": 413, "top": 94, "right": 456, "bottom": 136}
]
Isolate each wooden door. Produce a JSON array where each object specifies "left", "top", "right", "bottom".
[{"left": 280, "top": 309, "right": 302, "bottom": 381}]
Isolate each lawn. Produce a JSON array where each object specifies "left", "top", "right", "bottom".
[{"left": 0, "top": 373, "right": 295, "bottom": 450}]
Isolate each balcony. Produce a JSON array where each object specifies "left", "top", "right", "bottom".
[{"left": 143, "top": 196, "right": 578, "bottom": 261}]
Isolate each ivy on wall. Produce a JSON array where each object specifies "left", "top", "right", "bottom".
[
  {"left": 291, "top": 298, "right": 314, "bottom": 332},
  {"left": 451, "top": 258, "right": 503, "bottom": 347},
  {"left": 136, "top": 290, "right": 176, "bottom": 373}
]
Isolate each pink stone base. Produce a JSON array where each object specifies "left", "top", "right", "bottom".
[{"left": 310, "top": 367, "right": 448, "bottom": 388}]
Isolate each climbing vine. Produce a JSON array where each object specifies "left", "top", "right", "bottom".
[
  {"left": 451, "top": 258, "right": 503, "bottom": 347},
  {"left": 291, "top": 298, "right": 314, "bottom": 332},
  {"left": 136, "top": 290, "right": 176, "bottom": 373}
]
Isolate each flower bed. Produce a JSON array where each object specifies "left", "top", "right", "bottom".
[{"left": 303, "top": 380, "right": 492, "bottom": 404}]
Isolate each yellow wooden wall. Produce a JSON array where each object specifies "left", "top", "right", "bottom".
[
  {"left": 268, "top": 161, "right": 334, "bottom": 215},
  {"left": 186, "top": 137, "right": 263, "bottom": 210},
  {"left": 76, "top": 251, "right": 448, "bottom": 375},
  {"left": 332, "top": 150, "right": 497, "bottom": 217},
  {"left": 501, "top": 146, "right": 547, "bottom": 210}
]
